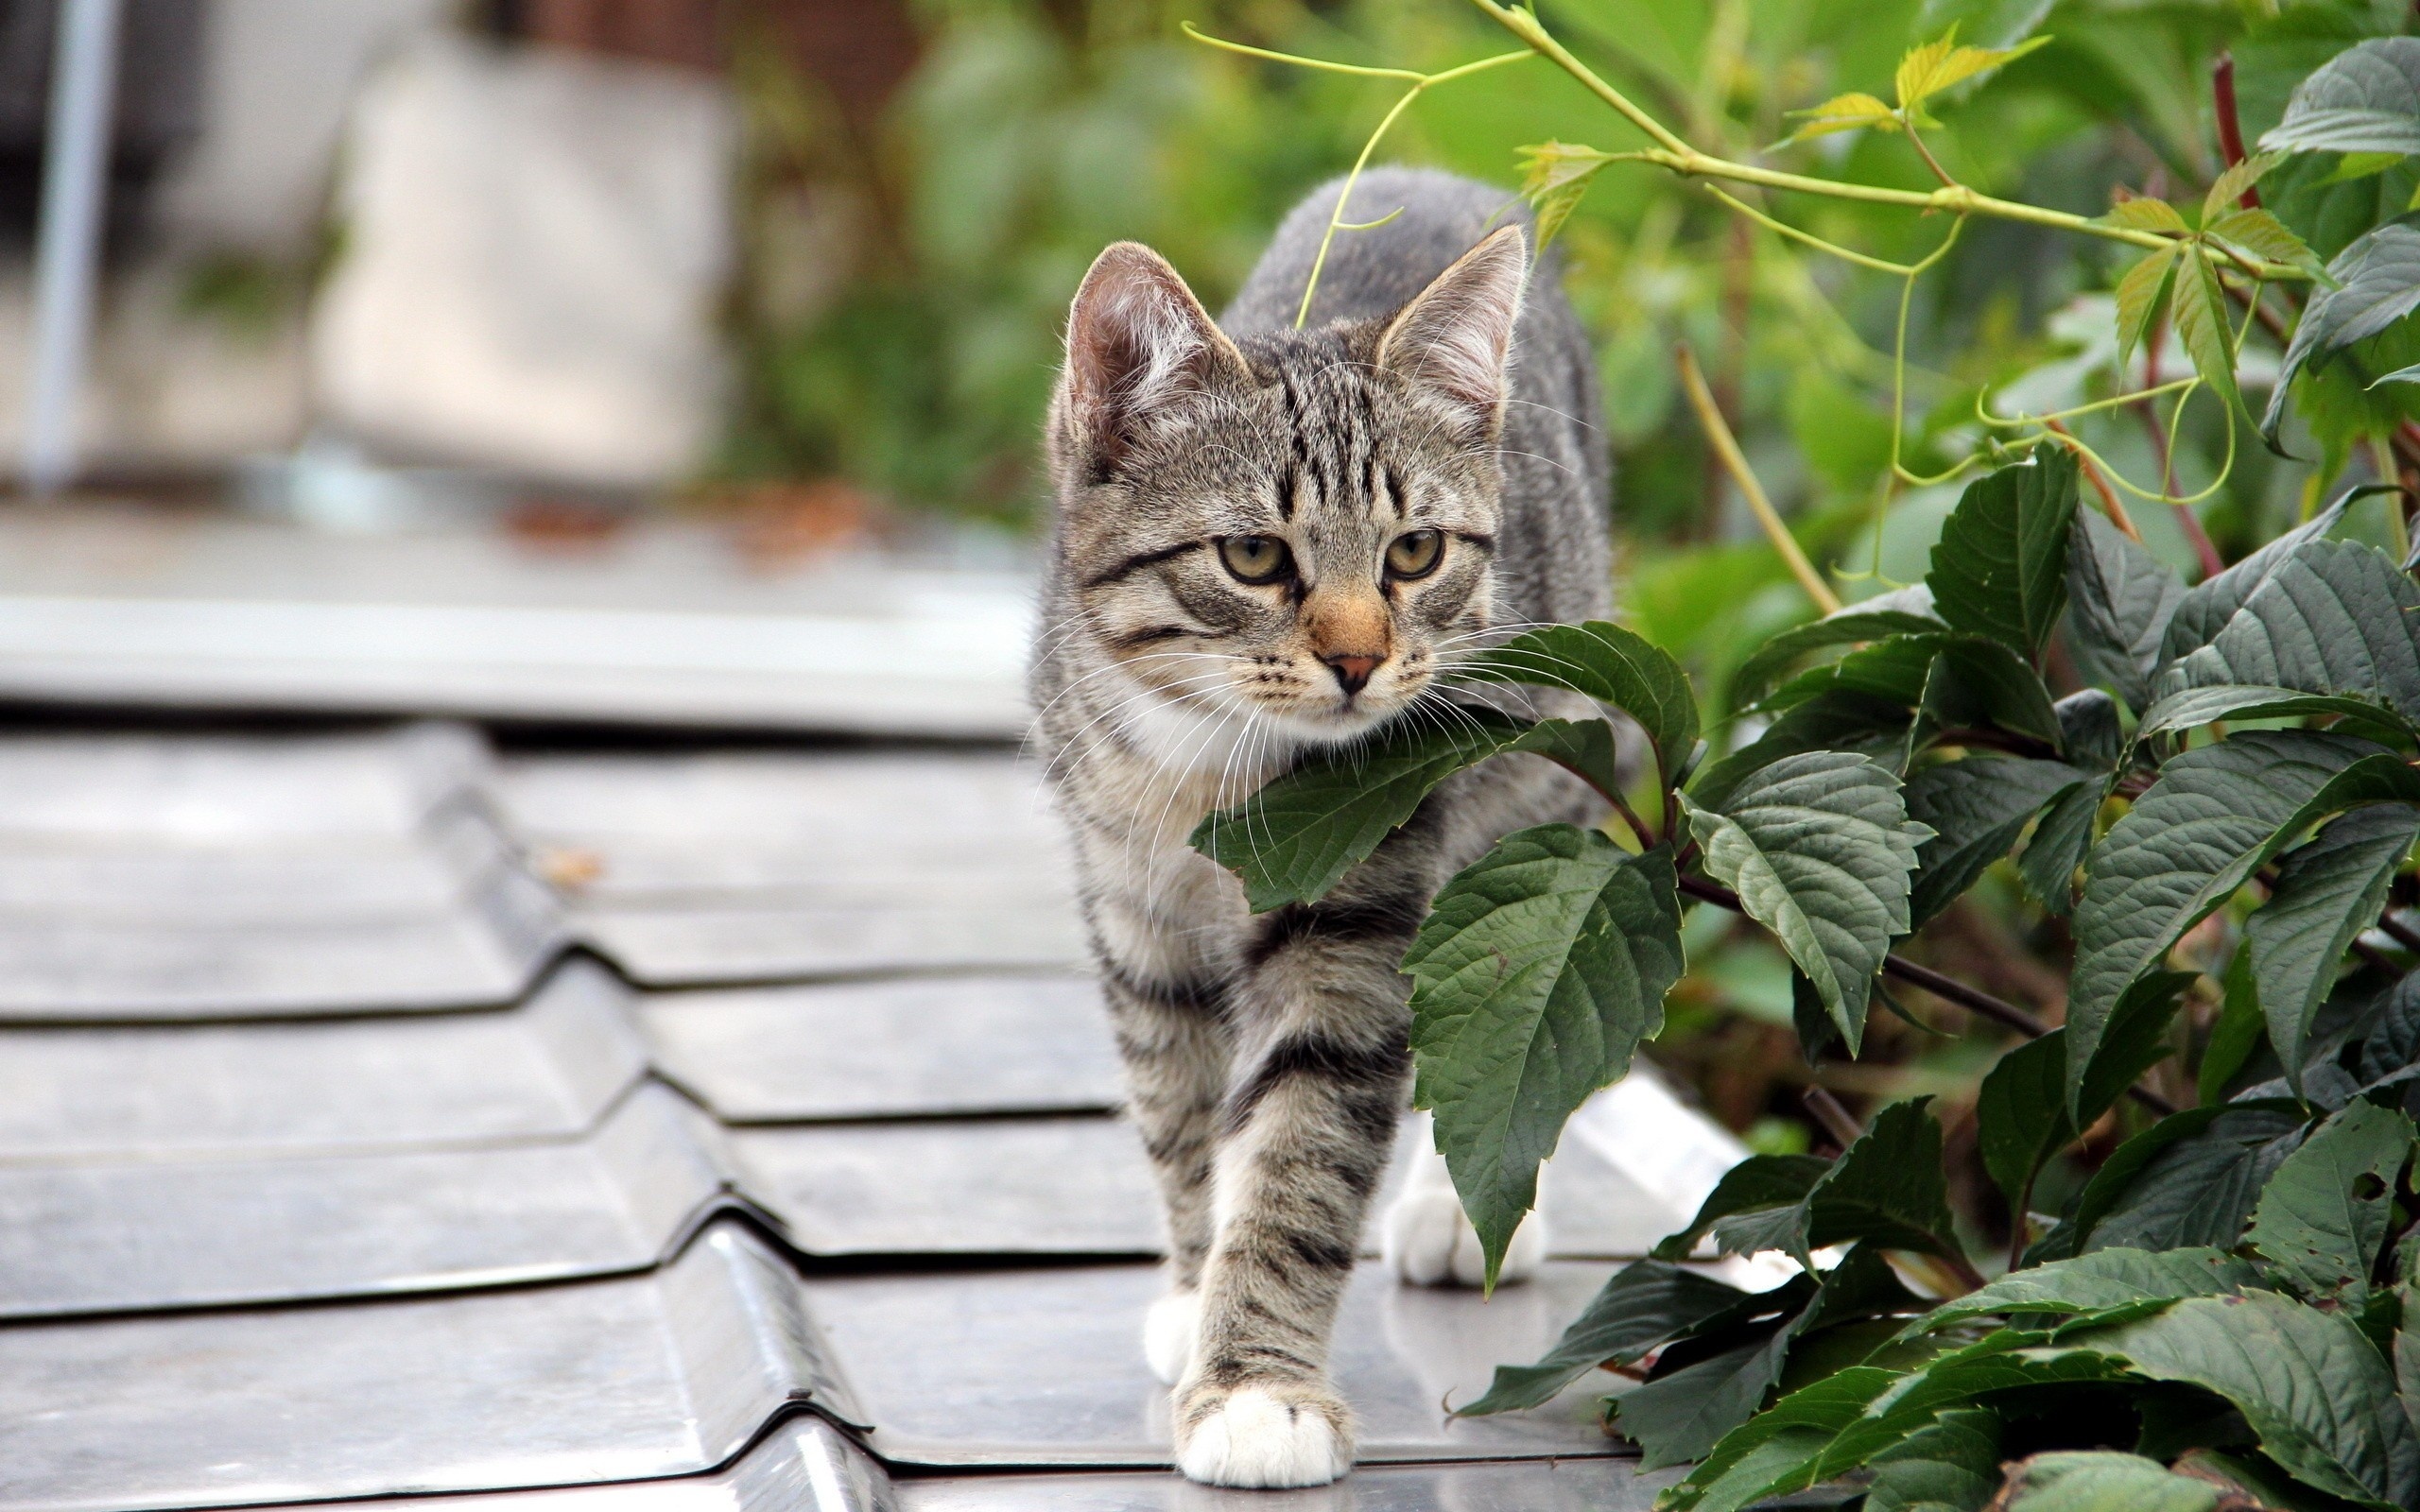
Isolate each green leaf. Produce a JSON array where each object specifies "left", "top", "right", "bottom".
[
  {"left": 2136, "top": 684, "right": 2420, "bottom": 740},
  {"left": 1406, "top": 830, "right": 1684, "bottom": 1287},
  {"left": 1995, "top": 1452, "right": 2224, "bottom": 1512},
  {"left": 2104, "top": 196, "right": 2193, "bottom": 235},
  {"left": 1682, "top": 753, "right": 1931, "bottom": 1053},
  {"left": 2095, "top": 1290, "right": 2420, "bottom": 1509},
  {"left": 1456, "top": 1259, "right": 1747, "bottom": 1416},
  {"left": 2019, "top": 775, "right": 2107, "bottom": 917},
  {"left": 1653, "top": 1154, "right": 1829, "bottom": 1262},
  {"left": 2162, "top": 496, "right": 2350, "bottom": 663},
  {"left": 1976, "top": 1030, "right": 2072, "bottom": 1211},
  {"left": 1660, "top": 1364, "right": 1909, "bottom": 1512},
  {"left": 1458, "top": 621, "right": 1699, "bottom": 783},
  {"left": 1689, "top": 690, "right": 1915, "bottom": 814},
  {"left": 2115, "top": 244, "right": 2180, "bottom": 370},
  {"left": 2170, "top": 249, "right": 2249, "bottom": 422},
  {"left": 1517, "top": 141, "right": 1616, "bottom": 246},
  {"left": 1903, "top": 756, "right": 2092, "bottom": 927},
  {"left": 1904, "top": 1247, "right": 2259, "bottom": 1337},
  {"left": 2066, "top": 507, "right": 2186, "bottom": 713},
  {"left": 1912, "top": 638, "right": 2068, "bottom": 753},
  {"left": 2163, "top": 539, "right": 2420, "bottom": 724},
  {"left": 2205, "top": 206, "right": 2325, "bottom": 280},
  {"left": 1733, "top": 605, "right": 1946, "bottom": 709},
  {"left": 1926, "top": 451, "right": 2082, "bottom": 660},
  {"left": 2251, "top": 805, "right": 2420, "bottom": 1093},
  {"left": 2083, "top": 1106, "right": 2308, "bottom": 1255},
  {"left": 2263, "top": 220, "right": 2420, "bottom": 455},
  {"left": 2066, "top": 730, "right": 2380, "bottom": 1118},
  {"left": 2202, "top": 947, "right": 2268, "bottom": 1107},
  {"left": 1758, "top": 633, "right": 1946, "bottom": 714},
  {"left": 1685, "top": 1099, "right": 1963, "bottom": 1268},
  {"left": 1778, "top": 91, "right": 1902, "bottom": 145},
  {"left": 1893, "top": 30, "right": 2051, "bottom": 112},
  {"left": 2354, "top": 972, "right": 2420, "bottom": 1091},
  {"left": 1191, "top": 709, "right": 1614, "bottom": 911},
  {"left": 2259, "top": 37, "right": 2420, "bottom": 157},
  {"left": 2057, "top": 689, "right": 2122, "bottom": 771},
  {"left": 2205, "top": 152, "right": 2285, "bottom": 224},
  {"left": 1863, "top": 1408, "right": 2002, "bottom": 1512},
  {"left": 2248, "top": 1098, "right": 2416, "bottom": 1309}
]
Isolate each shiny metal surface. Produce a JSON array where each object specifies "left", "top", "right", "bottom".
[
  {"left": 0, "top": 1085, "right": 750, "bottom": 1318},
  {"left": 0, "top": 955, "right": 645, "bottom": 1160},
  {"left": 736, "top": 1117, "right": 1159, "bottom": 1257},
  {"left": 643, "top": 973, "right": 1118, "bottom": 1121},
  {"left": 804, "top": 1261, "right": 1623, "bottom": 1468},
  {"left": 894, "top": 1459, "right": 1671, "bottom": 1511},
  {"left": 0, "top": 1221, "right": 861, "bottom": 1512},
  {"left": 579, "top": 900, "right": 1078, "bottom": 985}
]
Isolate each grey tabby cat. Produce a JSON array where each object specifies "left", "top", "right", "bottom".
[{"left": 1029, "top": 166, "right": 1613, "bottom": 1488}]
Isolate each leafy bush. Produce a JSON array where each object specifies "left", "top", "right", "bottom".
[{"left": 1188, "top": 9, "right": 2420, "bottom": 1509}]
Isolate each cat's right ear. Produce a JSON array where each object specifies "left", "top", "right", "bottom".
[{"left": 1056, "top": 243, "right": 1249, "bottom": 483}]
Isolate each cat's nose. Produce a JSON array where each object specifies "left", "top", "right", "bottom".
[{"left": 1323, "top": 653, "right": 1382, "bottom": 695}]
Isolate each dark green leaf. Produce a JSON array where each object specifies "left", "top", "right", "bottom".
[
  {"left": 2162, "top": 495, "right": 2348, "bottom": 662},
  {"left": 1654, "top": 1154, "right": 1829, "bottom": 1262},
  {"left": 2262, "top": 221, "right": 2420, "bottom": 455},
  {"left": 1682, "top": 752, "right": 1931, "bottom": 1053},
  {"left": 1904, "top": 756, "right": 2091, "bottom": 927},
  {"left": 2019, "top": 774, "right": 2106, "bottom": 917},
  {"left": 2162, "top": 539, "right": 2420, "bottom": 725},
  {"left": 2252, "top": 805, "right": 2420, "bottom": 1093},
  {"left": 1863, "top": 1408, "right": 2002, "bottom": 1512},
  {"left": 1733, "top": 606, "right": 1947, "bottom": 710},
  {"left": 1926, "top": 452, "right": 2081, "bottom": 660},
  {"left": 2202, "top": 948, "right": 2268, "bottom": 1107},
  {"left": 2355, "top": 971, "right": 2420, "bottom": 1089},
  {"left": 1994, "top": 1452, "right": 2224, "bottom": 1512},
  {"left": 1406, "top": 830, "right": 1684, "bottom": 1286},
  {"left": 1685, "top": 1100, "right": 1963, "bottom": 1267},
  {"left": 1659, "top": 1364, "right": 1909, "bottom": 1512},
  {"left": 2259, "top": 37, "right": 2420, "bottom": 156},
  {"left": 1688, "top": 690, "right": 1913, "bottom": 813},
  {"left": 2136, "top": 684, "right": 2420, "bottom": 740},
  {"left": 1977, "top": 1030, "right": 2072, "bottom": 1211},
  {"left": 2248, "top": 1098, "right": 2415, "bottom": 1309},
  {"left": 2067, "top": 730, "right": 2380, "bottom": 1117},
  {"left": 1455, "top": 1259, "right": 1747, "bottom": 1416},
  {"left": 2066, "top": 508, "right": 2187, "bottom": 713},
  {"left": 2084, "top": 1106, "right": 2308, "bottom": 1255},
  {"left": 1458, "top": 621, "right": 1699, "bottom": 783},
  {"left": 1913, "top": 637, "right": 2068, "bottom": 752},
  {"left": 2057, "top": 689, "right": 2123, "bottom": 770},
  {"left": 1904, "top": 1246, "right": 2259, "bottom": 1337},
  {"left": 1756, "top": 632, "right": 1947, "bottom": 714},
  {"left": 2097, "top": 1291, "right": 2420, "bottom": 1509}
]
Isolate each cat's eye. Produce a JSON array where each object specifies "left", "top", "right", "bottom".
[
  {"left": 1219, "top": 535, "right": 1294, "bottom": 585},
  {"left": 1385, "top": 529, "right": 1444, "bottom": 580}
]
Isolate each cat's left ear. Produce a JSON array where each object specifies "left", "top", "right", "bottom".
[{"left": 1375, "top": 224, "right": 1529, "bottom": 438}]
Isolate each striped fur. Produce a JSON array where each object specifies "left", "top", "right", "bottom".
[{"left": 1029, "top": 169, "right": 1613, "bottom": 1488}]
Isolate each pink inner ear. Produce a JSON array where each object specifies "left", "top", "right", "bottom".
[
  {"left": 1064, "top": 248, "right": 1239, "bottom": 461},
  {"left": 1380, "top": 232, "right": 1529, "bottom": 426}
]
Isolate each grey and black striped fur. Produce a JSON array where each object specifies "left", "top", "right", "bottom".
[{"left": 1028, "top": 168, "right": 1613, "bottom": 1488}]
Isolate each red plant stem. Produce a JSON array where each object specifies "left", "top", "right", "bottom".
[{"left": 2214, "top": 54, "right": 2259, "bottom": 206}]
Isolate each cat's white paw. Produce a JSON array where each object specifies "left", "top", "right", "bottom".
[
  {"left": 1175, "top": 1383, "right": 1353, "bottom": 1488},
  {"left": 1380, "top": 1183, "right": 1544, "bottom": 1287},
  {"left": 1144, "top": 1288, "right": 1200, "bottom": 1385}
]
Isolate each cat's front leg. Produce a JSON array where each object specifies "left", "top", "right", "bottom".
[{"left": 1172, "top": 890, "right": 1420, "bottom": 1488}]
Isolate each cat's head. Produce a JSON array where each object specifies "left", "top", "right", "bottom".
[{"left": 1046, "top": 226, "right": 1528, "bottom": 758}]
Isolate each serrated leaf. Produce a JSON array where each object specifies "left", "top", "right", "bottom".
[
  {"left": 2355, "top": 972, "right": 2420, "bottom": 1091},
  {"left": 1456, "top": 1259, "right": 1747, "bottom": 1416},
  {"left": 1458, "top": 621, "right": 1699, "bottom": 783},
  {"left": 2251, "top": 805, "right": 2420, "bottom": 1095},
  {"left": 1911, "top": 638, "right": 2067, "bottom": 753},
  {"left": 1808, "top": 1339, "right": 2135, "bottom": 1503},
  {"left": 1682, "top": 753, "right": 1932, "bottom": 1054},
  {"left": 1689, "top": 691, "right": 1914, "bottom": 814},
  {"left": 1926, "top": 451, "right": 2081, "bottom": 660},
  {"left": 1906, "top": 1246, "right": 2258, "bottom": 1337},
  {"left": 1903, "top": 755, "right": 2089, "bottom": 926},
  {"left": 2201, "top": 948, "right": 2267, "bottom": 1107},
  {"left": 1407, "top": 830, "right": 1683, "bottom": 1286},
  {"left": 1653, "top": 1153, "right": 1829, "bottom": 1261},
  {"left": 1893, "top": 30, "right": 2049, "bottom": 111},
  {"left": 2170, "top": 249, "right": 2248, "bottom": 421},
  {"left": 1517, "top": 141, "right": 1615, "bottom": 247},
  {"left": 2162, "top": 495, "right": 2349, "bottom": 663},
  {"left": 2096, "top": 1291, "right": 2420, "bottom": 1509},
  {"left": 1668, "top": 1100, "right": 1962, "bottom": 1268},
  {"left": 2204, "top": 205, "right": 2325, "bottom": 279},
  {"left": 2136, "top": 684, "right": 2420, "bottom": 740},
  {"left": 1734, "top": 607, "right": 1947, "bottom": 709},
  {"left": 1660, "top": 1364, "right": 1910, "bottom": 1512},
  {"left": 2083, "top": 1105, "right": 2308, "bottom": 1255},
  {"left": 2263, "top": 220, "right": 2420, "bottom": 455},
  {"left": 1779, "top": 91, "right": 1901, "bottom": 145},
  {"left": 2066, "top": 730, "right": 2380, "bottom": 1117},
  {"left": 1975, "top": 1029, "right": 2073, "bottom": 1211},
  {"left": 2115, "top": 243, "right": 2179, "bottom": 369},
  {"left": 2249, "top": 1099, "right": 2415, "bottom": 1310},
  {"left": 1996, "top": 1452, "right": 2226, "bottom": 1512},
  {"left": 2162, "top": 538, "right": 2420, "bottom": 723},
  {"left": 2204, "top": 153, "right": 2283, "bottom": 225},
  {"left": 1864, "top": 1408, "right": 2001, "bottom": 1512},
  {"left": 1191, "top": 709, "right": 1616, "bottom": 911},
  {"left": 2105, "top": 196, "right": 2192, "bottom": 235},
  {"left": 2259, "top": 36, "right": 2420, "bottom": 158},
  {"left": 2018, "top": 774, "right": 2104, "bottom": 916},
  {"left": 2066, "top": 508, "right": 2186, "bottom": 713}
]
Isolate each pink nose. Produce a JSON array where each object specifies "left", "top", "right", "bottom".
[{"left": 1324, "top": 654, "right": 1381, "bottom": 695}]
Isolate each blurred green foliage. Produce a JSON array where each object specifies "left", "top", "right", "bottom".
[{"left": 728, "top": 0, "right": 2420, "bottom": 1168}]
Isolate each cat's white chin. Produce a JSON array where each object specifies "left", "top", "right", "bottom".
[{"left": 1175, "top": 1384, "right": 1354, "bottom": 1488}]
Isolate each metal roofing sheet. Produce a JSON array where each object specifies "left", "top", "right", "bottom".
[
  {"left": 641, "top": 973, "right": 1119, "bottom": 1122},
  {"left": 0, "top": 955, "right": 645, "bottom": 1160},
  {"left": 893, "top": 1458, "right": 1674, "bottom": 1510},
  {"left": 0, "top": 1221, "right": 862, "bottom": 1512},
  {"left": 805, "top": 1261, "right": 1624, "bottom": 1469}
]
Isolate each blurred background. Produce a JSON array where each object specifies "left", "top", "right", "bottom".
[{"left": 3, "top": 0, "right": 2401, "bottom": 1237}]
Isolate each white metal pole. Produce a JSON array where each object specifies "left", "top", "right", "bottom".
[{"left": 24, "top": 0, "right": 124, "bottom": 498}]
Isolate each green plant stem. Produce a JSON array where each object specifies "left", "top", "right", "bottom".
[
  {"left": 1460, "top": 0, "right": 2309, "bottom": 281},
  {"left": 1678, "top": 343, "right": 1842, "bottom": 612}
]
